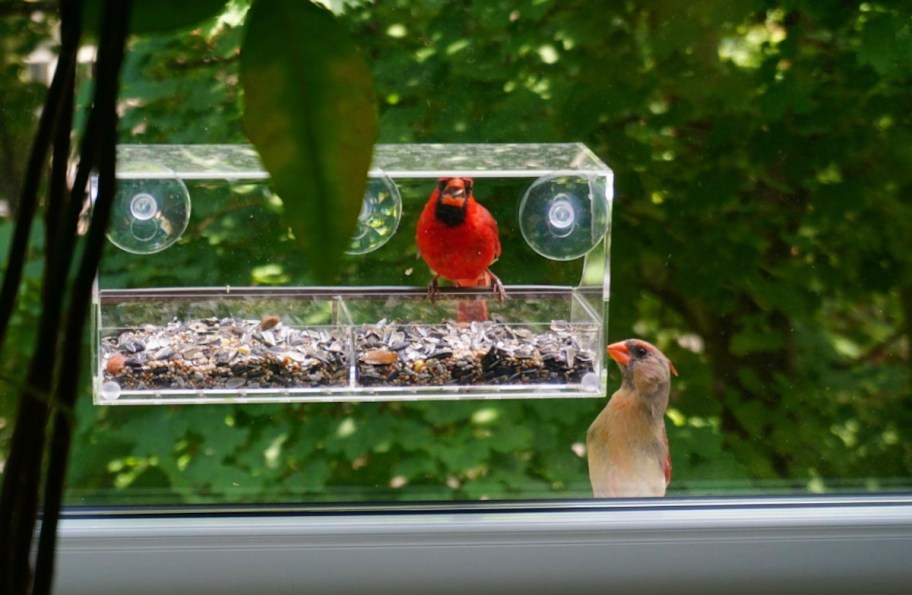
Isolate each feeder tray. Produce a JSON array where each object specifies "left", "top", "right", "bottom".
[{"left": 93, "top": 143, "right": 614, "bottom": 405}]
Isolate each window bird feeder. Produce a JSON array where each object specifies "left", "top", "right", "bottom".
[{"left": 93, "top": 144, "right": 613, "bottom": 405}]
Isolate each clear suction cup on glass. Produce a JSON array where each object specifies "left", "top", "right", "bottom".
[
  {"left": 518, "top": 174, "right": 611, "bottom": 261},
  {"left": 104, "top": 164, "right": 191, "bottom": 254},
  {"left": 346, "top": 173, "right": 402, "bottom": 255}
]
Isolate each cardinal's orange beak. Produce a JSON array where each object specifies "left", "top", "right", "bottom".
[
  {"left": 440, "top": 193, "right": 465, "bottom": 207},
  {"left": 606, "top": 341, "right": 630, "bottom": 366},
  {"left": 440, "top": 179, "right": 467, "bottom": 207}
]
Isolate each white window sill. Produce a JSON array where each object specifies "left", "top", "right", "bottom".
[{"left": 55, "top": 495, "right": 912, "bottom": 594}]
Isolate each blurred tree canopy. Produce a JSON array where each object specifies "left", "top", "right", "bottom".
[
  {"left": 2, "top": 0, "right": 911, "bottom": 504},
  {"left": 0, "top": 3, "right": 53, "bottom": 210}
]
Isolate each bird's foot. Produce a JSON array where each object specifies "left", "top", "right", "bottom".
[
  {"left": 488, "top": 270, "right": 507, "bottom": 302},
  {"left": 426, "top": 276, "right": 441, "bottom": 303}
]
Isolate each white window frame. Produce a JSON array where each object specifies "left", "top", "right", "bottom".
[{"left": 54, "top": 495, "right": 912, "bottom": 593}]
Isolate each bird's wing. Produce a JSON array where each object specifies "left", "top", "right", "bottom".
[
  {"left": 475, "top": 201, "right": 501, "bottom": 261},
  {"left": 586, "top": 405, "right": 614, "bottom": 498},
  {"left": 586, "top": 440, "right": 613, "bottom": 498},
  {"left": 662, "top": 428, "right": 672, "bottom": 487}
]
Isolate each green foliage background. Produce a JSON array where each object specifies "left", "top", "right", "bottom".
[{"left": 2, "top": 0, "right": 912, "bottom": 504}]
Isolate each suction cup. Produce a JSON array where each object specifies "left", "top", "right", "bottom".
[
  {"left": 518, "top": 174, "right": 611, "bottom": 261},
  {"left": 346, "top": 174, "right": 402, "bottom": 255},
  {"left": 103, "top": 164, "right": 191, "bottom": 254}
]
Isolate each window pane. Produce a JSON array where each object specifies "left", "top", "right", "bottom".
[{"left": 1, "top": 1, "right": 910, "bottom": 509}]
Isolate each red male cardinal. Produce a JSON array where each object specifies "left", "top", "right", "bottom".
[
  {"left": 416, "top": 177, "right": 505, "bottom": 321},
  {"left": 587, "top": 339, "right": 678, "bottom": 498}
]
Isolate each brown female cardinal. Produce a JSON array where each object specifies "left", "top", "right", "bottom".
[
  {"left": 416, "top": 177, "right": 505, "bottom": 321},
  {"left": 587, "top": 339, "right": 678, "bottom": 498}
]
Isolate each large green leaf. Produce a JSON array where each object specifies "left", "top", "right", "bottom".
[
  {"left": 239, "top": 0, "right": 377, "bottom": 283},
  {"left": 83, "top": 0, "right": 229, "bottom": 35}
]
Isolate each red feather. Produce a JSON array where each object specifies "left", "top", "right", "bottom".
[{"left": 416, "top": 181, "right": 500, "bottom": 282}]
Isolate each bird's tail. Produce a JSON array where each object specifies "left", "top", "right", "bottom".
[
  {"left": 456, "top": 300, "right": 489, "bottom": 323},
  {"left": 452, "top": 270, "right": 506, "bottom": 323},
  {"left": 454, "top": 271, "right": 493, "bottom": 323}
]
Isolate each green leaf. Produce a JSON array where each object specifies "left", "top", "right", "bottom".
[
  {"left": 858, "top": 13, "right": 912, "bottom": 76},
  {"left": 730, "top": 328, "right": 784, "bottom": 356},
  {"left": 392, "top": 456, "right": 437, "bottom": 481},
  {"left": 240, "top": 0, "right": 377, "bottom": 282},
  {"left": 488, "top": 424, "right": 533, "bottom": 454},
  {"left": 83, "top": 0, "right": 229, "bottom": 36},
  {"left": 436, "top": 438, "right": 489, "bottom": 473},
  {"left": 282, "top": 459, "right": 333, "bottom": 492}
]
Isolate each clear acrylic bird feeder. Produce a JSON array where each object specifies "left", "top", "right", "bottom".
[{"left": 93, "top": 143, "right": 613, "bottom": 405}]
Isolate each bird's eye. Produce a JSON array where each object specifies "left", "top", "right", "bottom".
[
  {"left": 462, "top": 178, "right": 473, "bottom": 192},
  {"left": 437, "top": 179, "right": 448, "bottom": 191},
  {"left": 634, "top": 345, "right": 649, "bottom": 358}
]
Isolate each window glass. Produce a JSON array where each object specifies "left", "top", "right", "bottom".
[{"left": 1, "top": 1, "right": 910, "bottom": 509}]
